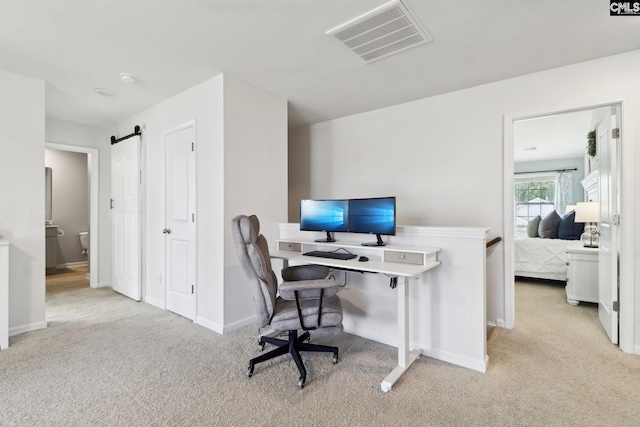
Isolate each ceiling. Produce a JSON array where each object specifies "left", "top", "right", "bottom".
[
  {"left": 2, "top": 0, "right": 639, "bottom": 130},
  {"left": 513, "top": 107, "right": 610, "bottom": 163}
]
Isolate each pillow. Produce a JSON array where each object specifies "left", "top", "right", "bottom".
[
  {"left": 558, "top": 210, "right": 584, "bottom": 240},
  {"left": 527, "top": 215, "right": 541, "bottom": 238},
  {"left": 538, "top": 210, "right": 562, "bottom": 239}
]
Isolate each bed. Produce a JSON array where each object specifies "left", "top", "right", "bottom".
[{"left": 514, "top": 235, "right": 576, "bottom": 281}]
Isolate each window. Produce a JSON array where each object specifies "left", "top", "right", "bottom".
[{"left": 514, "top": 173, "right": 556, "bottom": 231}]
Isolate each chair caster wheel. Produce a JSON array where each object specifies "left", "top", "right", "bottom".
[
  {"left": 332, "top": 353, "right": 339, "bottom": 364},
  {"left": 298, "top": 377, "right": 305, "bottom": 389},
  {"left": 259, "top": 342, "right": 265, "bottom": 352},
  {"left": 247, "top": 367, "right": 254, "bottom": 378}
]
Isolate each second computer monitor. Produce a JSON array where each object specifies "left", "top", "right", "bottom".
[{"left": 348, "top": 197, "right": 396, "bottom": 246}]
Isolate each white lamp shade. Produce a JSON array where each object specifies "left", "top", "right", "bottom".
[
  {"left": 565, "top": 205, "right": 576, "bottom": 214},
  {"left": 575, "top": 201, "right": 600, "bottom": 223}
]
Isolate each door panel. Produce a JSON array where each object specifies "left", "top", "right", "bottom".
[
  {"left": 165, "top": 125, "right": 196, "bottom": 320},
  {"left": 111, "top": 135, "right": 141, "bottom": 301}
]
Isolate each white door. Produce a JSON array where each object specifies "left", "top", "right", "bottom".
[
  {"left": 111, "top": 135, "right": 141, "bottom": 301},
  {"left": 165, "top": 125, "right": 197, "bottom": 320},
  {"left": 598, "top": 106, "right": 620, "bottom": 344}
]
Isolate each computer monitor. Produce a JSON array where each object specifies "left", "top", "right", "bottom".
[
  {"left": 300, "top": 199, "right": 349, "bottom": 242},
  {"left": 348, "top": 197, "right": 396, "bottom": 246}
]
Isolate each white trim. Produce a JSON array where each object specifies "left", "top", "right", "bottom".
[
  {"left": 197, "top": 316, "right": 224, "bottom": 334},
  {"left": 9, "top": 320, "right": 47, "bottom": 337},
  {"left": 45, "top": 142, "right": 99, "bottom": 289},
  {"left": 222, "top": 315, "right": 256, "bottom": 334},
  {"left": 503, "top": 94, "right": 635, "bottom": 352},
  {"left": 143, "top": 295, "right": 164, "bottom": 310},
  {"left": 280, "top": 223, "right": 490, "bottom": 240}
]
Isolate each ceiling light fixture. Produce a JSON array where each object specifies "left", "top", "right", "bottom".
[
  {"left": 93, "top": 88, "right": 115, "bottom": 97},
  {"left": 119, "top": 72, "right": 137, "bottom": 84}
]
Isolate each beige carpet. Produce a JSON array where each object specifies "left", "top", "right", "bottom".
[{"left": 1, "top": 278, "right": 640, "bottom": 426}]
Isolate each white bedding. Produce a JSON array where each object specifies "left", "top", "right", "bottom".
[{"left": 514, "top": 236, "right": 578, "bottom": 281}]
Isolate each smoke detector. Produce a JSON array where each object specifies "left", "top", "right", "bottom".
[
  {"left": 325, "top": 0, "right": 432, "bottom": 63},
  {"left": 119, "top": 72, "right": 137, "bottom": 84}
]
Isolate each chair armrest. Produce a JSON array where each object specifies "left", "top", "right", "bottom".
[{"left": 279, "top": 279, "right": 339, "bottom": 300}]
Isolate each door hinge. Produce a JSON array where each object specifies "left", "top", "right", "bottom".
[
  {"left": 613, "top": 301, "right": 619, "bottom": 312},
  {"left": 110, "top": 198, "right": 114, "bottom": 209},
  {"left": 191, "top": 285, "right": 195, "bottom": 294},
  {"left": 613, "top": 214, "right": 621, "bottom": 226},
  {"left": 192, "top": 213, "right": 195, "bottom": 222},
  {"left": 192, "top": 142, "right": 194, "bottom": 152},
  {"left": 612, "top": 128, "right": 620, "bottom": 139}
]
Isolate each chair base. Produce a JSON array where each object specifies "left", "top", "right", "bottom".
[{"left": 247, "top": 330, "right": 339, "bottom": 389}]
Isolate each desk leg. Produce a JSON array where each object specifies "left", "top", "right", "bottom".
[{"left": 380, "top": 276, "right": 421, "bottom": 392}]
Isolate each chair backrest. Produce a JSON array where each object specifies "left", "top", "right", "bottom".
[{"left": 231, "top": 215, "right": 278, "bottom": 327}]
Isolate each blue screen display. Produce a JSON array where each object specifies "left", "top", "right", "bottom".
[
  {"left": 300, "top": 199, "right": 349, "bottom": 232},
  {"left": 348, "top": 197, "right": 396, "bottom": 235}
]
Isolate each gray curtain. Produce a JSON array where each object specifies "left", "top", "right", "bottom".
[{"left": 555, "top": 171, "right": 574, "bottom": 215}]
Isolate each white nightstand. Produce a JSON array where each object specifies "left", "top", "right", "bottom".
[{"left": 565, "top": 245, "right": 599, "bottom": 306}]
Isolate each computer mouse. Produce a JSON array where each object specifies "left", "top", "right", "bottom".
[{"left": 358, "top": 256, "right": 369, "bottom": 262}]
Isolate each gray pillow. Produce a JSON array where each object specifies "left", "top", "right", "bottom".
[
  {"left": 527, "top": 215, "right": 541, "bottom": 238},
  {"left": 538, "top": 211, "right": 561, "bottom": 239}
]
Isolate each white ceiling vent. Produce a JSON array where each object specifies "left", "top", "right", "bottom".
[{"left": 325, "top": 0, "right": 432, "bottom": 63}]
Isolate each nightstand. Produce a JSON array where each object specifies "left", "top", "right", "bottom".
[{"left": 565, "top": 245, "right": 599, "bottom": 305}]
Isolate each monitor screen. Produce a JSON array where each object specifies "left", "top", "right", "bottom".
[
  {"left": 300, "top": 199, "right": 349, "bottom": 232},
  {"left": 348, "top": 197, "right": 396, "bottom": 236}
]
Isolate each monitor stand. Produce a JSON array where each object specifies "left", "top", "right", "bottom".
[
  {"left": 362, "top": 234, "right": 386, "bottom": 247},
  {"left": 315, "top": 231, "right": 336, "bottom": 243}
]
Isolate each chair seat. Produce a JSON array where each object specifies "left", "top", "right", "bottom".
[{"left": 271, "top": 295, "right": 342, "bottom": 332}]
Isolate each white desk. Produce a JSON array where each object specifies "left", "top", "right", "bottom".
[{"left": 272, "top": 238, "right": 440, "bottom": 392}]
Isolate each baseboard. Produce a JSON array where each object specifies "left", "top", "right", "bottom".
[
  {"left": 495, "top": 318, "right": 507, "bottom": 328},
  {"left": 344, "top": 324, "right": 396, "bottom": 348},
  {"left": 222, "top": 315, "right": 256, "bottom": 334},
  {"left": 344, "top": 323, "right": 488, "bottom": 373},
  {"left": 55, "top": 261, "right": 88, "bottom": 269},
  {"left": 97, "top": 281, "right": 112, "bottom": 288},
  {"left": 196, "top": 316, "right": 224, "bottom": 334},
  {"left": 419, "top": 345, "right": 488, "bottom": 373},
  {"left": 634, "top": 344, "right": 640, "bottom": 356},
  {"left": 144, "top": 296, "right": 164, "bottom": 310},
  {"left": 9, "top": 320, "right": 48, "bottom": 337}
]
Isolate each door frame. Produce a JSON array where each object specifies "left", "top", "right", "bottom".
[
  {"left": 502, "top": 94, "right": 635, "bottom": 354},
  {"left": 45, "top": 142, "right": 99, "bottom": 289}
]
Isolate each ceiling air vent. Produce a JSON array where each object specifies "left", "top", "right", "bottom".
[{"left": 325, "top": 0, "right": 432, "bottom": 63}]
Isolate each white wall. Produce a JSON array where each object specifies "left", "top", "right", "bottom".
[
  {"left": 118, "top": 74, "right": 287, "bottom": 333},
  {"left": 289, "top": 50, "right": 640, "bottom": 343},
  {"left": 0, "top": 69, "right": 46, "bottom": 335},
  {"left": 45, "top": 118, "right": 113, "bottom": 286},
  {"left": 222, "top": 76, "right": 288, "bottom": 330},
  {"left": 118, "top": 74, "right": 225, "bottom": 328}
]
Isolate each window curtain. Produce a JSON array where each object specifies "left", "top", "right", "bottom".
[{"left": 555, "top": 171, "right": 574, "bottom": 215}]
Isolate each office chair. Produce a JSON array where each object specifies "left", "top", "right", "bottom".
[{"left": 231, "top": 214, "right": 343, "bottom": 389}]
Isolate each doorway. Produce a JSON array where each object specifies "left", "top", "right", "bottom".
[
  {"left": 503, "top": 96, "right": 635, "bottom": 354},
  {"left": 45, "top": 142, "right": 99, "bottom": 289}
]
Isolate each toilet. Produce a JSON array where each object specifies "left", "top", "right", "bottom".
[{"left": 79, "top": 231, "right": 89, "bottom": 255}]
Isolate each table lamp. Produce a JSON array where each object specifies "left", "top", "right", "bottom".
[
  {"left": 574, "top": 201, "right": 600, "bottom": 248},
  {"left": 565, "top": 205, "right": 576, "bottom": 214}
]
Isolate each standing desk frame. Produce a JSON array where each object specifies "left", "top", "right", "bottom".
[{"left": 272, "top": 239, "right": 440, "bottom": 392}]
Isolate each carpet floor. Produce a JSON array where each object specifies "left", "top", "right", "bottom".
[{"left": 1, "top": 277, "right": 639, "bottom": 426}]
